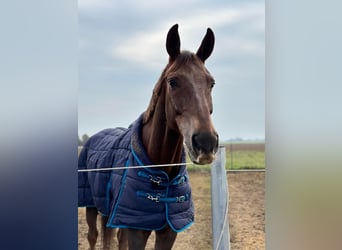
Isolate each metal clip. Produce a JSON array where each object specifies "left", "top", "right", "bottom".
[
  {"left": 149, "top": 175, "right": 162, "bottom": 185},
  {"left": 178, "top": 176, "right": 186, "bottom": 184},
  {"left": 146, "top": 193, "right": 160, "bottom": 202},
  {"left": 176, "top": 195, "right": 186, "bottom": 203}
]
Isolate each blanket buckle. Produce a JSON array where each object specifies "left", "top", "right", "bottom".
[
  {"left": 147, "top": 193, "right": 160, "bottom": 202},
  {"left": 176, "top": 195, "right": 186, "bottom": 203},
  {"left": 149, "top": 175, "right": 162, "bottom": 185}
]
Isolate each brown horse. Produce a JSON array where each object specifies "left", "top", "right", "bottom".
[{"left": 83, "top": 24, "right": 218, "bottom": 250}]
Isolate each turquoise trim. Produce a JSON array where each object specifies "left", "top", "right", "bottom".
[
  {"left": 106, "top": 223, "right": 167, "bottom": 231},
  {"left": 131, "top": 143, "right": 169, "bottom": 181},
  {"left": 165, "top": 201, "right": 194, "bottom": 233},
  {"left": 105, "top": 161, "right": 116, "bottom": 214},
  {"left": 137, "top": 170, "right": 187, "bottom": 187},
  {"left": 137, "top": 170, "right": 150, "bottom": 178},
  {"left": 107, "top": 159, "right": 129, "bottom": 227},
  {"left": 169, "top": 220, "right": 194, "bottom": 233},
  {"left": 131, "top": 142, "right": 193, "bottom": 232},
  {"left": 136, "top": 191, "right": 189, "bottom": 203},
  {"left": 79, "top": 114, "right": 193, "bottom": 232}
]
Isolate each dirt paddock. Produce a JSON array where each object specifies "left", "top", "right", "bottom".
[{"left": 78, "top": 171, "right": 265, "bottom": 250}]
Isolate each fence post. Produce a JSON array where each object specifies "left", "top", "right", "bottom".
[{"left": 211, "top": 145, "right": 230, "bottom": 250}]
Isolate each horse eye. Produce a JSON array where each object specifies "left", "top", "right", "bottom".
[
  {"left": 168, "top": 78, "right": 178, "bottom": 89},
  {"left": 210, "top": 81, "right": 215, "bottom": 89}
]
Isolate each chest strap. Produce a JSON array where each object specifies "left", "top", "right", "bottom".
[
  {"left": 137, "top": 171, "right": 187, "bottom": 186},
  {"left": 136, "top": 191, "right": 189, "bottom": 203}
]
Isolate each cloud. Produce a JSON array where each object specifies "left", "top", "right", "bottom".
[
  {"left": 78, "top": 0, "right": 113, "bottom": 11},
  {"left": 78, "top": 1, "right": 265, "bottom": 139},
  {"left": 107, "top": 4, "right": 264, "bottom": 70},
  {"left": 78, "top": 38, "right": 91, "bottom": 50},
  {"left": 79, "top": 0, "right": 199, "bottom": 12}
]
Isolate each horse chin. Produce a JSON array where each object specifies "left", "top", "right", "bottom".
[
  {"left": 185, "top": 143, "right": 216, "bottom": 165},
  {"left": 195, "top": 152, "right": 216, "bottom": 165}
]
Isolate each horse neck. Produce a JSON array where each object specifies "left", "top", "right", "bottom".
[{"left": 142, "top": 87, "right": 184, "bottom": 178}]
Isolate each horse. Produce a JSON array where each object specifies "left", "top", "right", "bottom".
[{"left": 78, "top": 24, "right": 218, "bottom": 250}]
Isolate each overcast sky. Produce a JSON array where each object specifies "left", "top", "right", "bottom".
[{"left": 78, "top": 0, "right": 265, "bottom": 141}]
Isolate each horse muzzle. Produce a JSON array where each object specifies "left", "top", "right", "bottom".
[{"left": 189, "top": 131, "right": 219, "bottom": 165}]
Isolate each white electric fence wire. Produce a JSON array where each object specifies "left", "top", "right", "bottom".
[{"left": 77, "top": 162, "right": 194, "bottom": 172}]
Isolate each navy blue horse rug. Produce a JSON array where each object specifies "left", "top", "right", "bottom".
[{"left": 78, "top": 114, "right": 194, "bottom": 232}]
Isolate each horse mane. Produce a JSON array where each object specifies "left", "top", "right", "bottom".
[
  {"left": 143, "top": 68, "right": 166, "bottom": 124},
  {"left": 143, "top": 51, "right": 196, "bottom": 124}
]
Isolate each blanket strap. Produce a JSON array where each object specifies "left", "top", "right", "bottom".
[
  {"left": 137, "top": 171, "right": 187, "bottom": 186},
  {"left": 136, "top": 191, "right": 189, "bottom": 203}
]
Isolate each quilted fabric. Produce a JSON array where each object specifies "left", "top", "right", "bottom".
[{"left": 78, "top": 114, "right": 194, "bottom": 232}]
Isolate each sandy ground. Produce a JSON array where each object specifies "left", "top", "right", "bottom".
[{"left": 78, "top": 171, "right": 265, "bottom": 250}]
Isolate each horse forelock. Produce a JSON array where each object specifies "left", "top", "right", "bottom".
[{"left": 143, "top": 51, "right": 204, "bottom": 124}]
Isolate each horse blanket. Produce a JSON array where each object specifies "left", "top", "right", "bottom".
[{"left": 78, "top": 114, "right": 194, "bottom": 232}]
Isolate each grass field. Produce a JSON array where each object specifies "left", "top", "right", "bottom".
[
  {"left": 79, "top": 142, "right": 265, "bottom": 171},
  {"left": 188, "top": 142, "right": 265, "bottom": 171}
]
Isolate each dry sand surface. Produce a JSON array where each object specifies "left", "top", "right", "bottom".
[{"left": 78, "top": 171, "right": 265, "bottom": 250}]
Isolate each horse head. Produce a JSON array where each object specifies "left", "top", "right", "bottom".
[{"left": 164, "top": 24, "right": 218, "bottom": 165}]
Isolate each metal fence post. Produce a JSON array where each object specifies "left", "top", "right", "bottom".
[{"left": 211, "top": 145, "right": 230, "bottom": 250}]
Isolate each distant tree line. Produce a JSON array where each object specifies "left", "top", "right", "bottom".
[{"left": 78, "top": 134, "right": 89, "bottom": 146}]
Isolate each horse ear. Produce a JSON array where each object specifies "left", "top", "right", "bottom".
[
  {"left": 166, "top": 24, "right": 180, "bottom": 60},
  {"left": 196, "top": 28, "right": 215, "bottom": 62}
]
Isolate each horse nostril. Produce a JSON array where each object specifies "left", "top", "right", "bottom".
[{"left": 192, "top": 132, "right": 218, "bottom": 154}]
